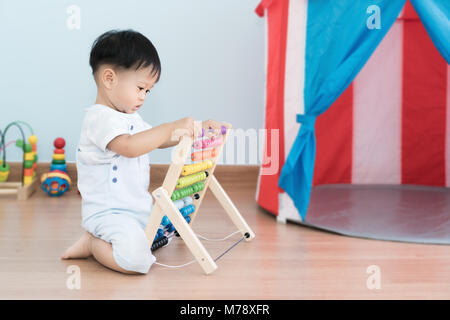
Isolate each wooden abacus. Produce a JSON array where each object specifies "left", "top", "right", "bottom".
[{"left": 144, "top": 123, "right": 255, "bottom": 274}]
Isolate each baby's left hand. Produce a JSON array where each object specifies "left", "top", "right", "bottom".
[{"left": 202, "top": 119, "right": 231, "bottom": 138}]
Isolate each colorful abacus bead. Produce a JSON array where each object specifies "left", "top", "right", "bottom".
[
  {"left": 172, "top": 196, "right": 194, "bottom": 209},
  {"left": 154, "top": 228, "right": 165, "bottom": 242},
  {"left": 191, "top": 149, "right": 216, "bottom": 162},
  {"left": 171, "top": 181, "right": 205, "bottom": 201},
  {"left": 173, "top": 199, "right": 185, "bottom": 210},
  {"left": 193, "top": 139, "right": 206, "bottom": 150},
  {"left": 151, "top": 236, "right": 169, "bottom": 252},
  {"left": 173, "top": 209, "right": 194, "bottom": 236},
  {"left": 182, "top": 196, "right": 193, "bottom": 206},
  {"left": 193, "top": 135, "right": 223, "bottom": 150},
  {"left": 166, "top": 223, "right": 175, "bottom": 233},
  {"left": 208, "top": 135, "right": 223, "bottom": 148},
  {"left": 180, "top": 204, "right": 195, "bottom": 217},
  {"left": 176, "top": 171, "right": 208, "bottom": 189},
  {"left": 181, "top": 160, "right": 213, "bottom": 176},
  {"left": 199, "top": 125, "right": 227, "bottom": 137},
  {"left": 161, "top": 215, "right": 171, "bottom": 226}
]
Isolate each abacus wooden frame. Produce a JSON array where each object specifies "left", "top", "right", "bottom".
[{"left": 144, "top": 124, "right": 255, "bottom": 274}]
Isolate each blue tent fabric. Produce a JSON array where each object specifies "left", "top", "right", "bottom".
[
  {"left": 410, "top": 0, "right": 450, "bottom": 63},
  {"left": 278, "top": 0, "right": 407, "bottom": 220}
]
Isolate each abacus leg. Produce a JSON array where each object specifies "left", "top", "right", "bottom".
[
  {"left": 145, "top": 202, "right": 164, "bottom": 247},
  {"left": 152, "top": 187, "right": 218, "bottom": 275},
  {"left": 208, "top": 175, "right": 255, "bottom": 241}
]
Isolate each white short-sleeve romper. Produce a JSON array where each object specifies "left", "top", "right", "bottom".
[{"left": 76, "top": 104, "right": 156, "bottom": 274}]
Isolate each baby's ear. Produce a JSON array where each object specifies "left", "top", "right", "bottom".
[{"left": 101, "top": 67, "right": 117, "bottom": 89}]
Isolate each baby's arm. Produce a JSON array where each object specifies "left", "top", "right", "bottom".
[
  {"left": 107, "top": 118, "right": 228, "bottom": 157},
  {"left": 158, "top": 137, "right": 180, "bottom": 149},
  {"left": 107, "top": 117, "right": 195, "bottom": 157}
]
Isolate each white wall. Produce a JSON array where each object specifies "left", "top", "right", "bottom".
[{"left": 0, "top": 0, "right": 265, "bottom": 164}]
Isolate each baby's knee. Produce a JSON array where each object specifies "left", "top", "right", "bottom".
[
  {"left": 118, "top": 252, "right": 155, "bottom": 274},
  {"left": 112, "top": 237, "right": 156, "bottom": 274}
]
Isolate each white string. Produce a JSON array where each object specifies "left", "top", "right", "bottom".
[
  {"left": 195, "top": 230, "right": 241, "bottom": 242},
  {"left": 154, "top": 260, "right": 197, "bottom": 268},
  {"left": 153, "top": 230, "right": 243, "bottom": 269}
]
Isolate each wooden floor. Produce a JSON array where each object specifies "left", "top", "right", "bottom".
[{"left": 0, "top": 167, "right": 449, "bottom": 299}]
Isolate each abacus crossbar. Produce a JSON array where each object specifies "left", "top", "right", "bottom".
[{"left": 144, "top": 125, "right": 255, "bottom": 274}]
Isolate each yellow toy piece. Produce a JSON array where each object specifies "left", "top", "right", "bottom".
[
  {"left": 40, "top": 171, "right": 72, "bottom": 185},
  {"left": 0, "top": 171, "right": 9, "bottom": 182},
  {"left": 0, "top": 161, "right": 10, "bottom": 182},
  {"left": 181, "top": 159, "right": 213, "bottom": 176},
  {"left": 23, "top": 176, "right": 33, "bottom": 185},
  {"left": 52, "top": 154, "right": 65, "bottom": 161},
  {"left": 24, "top": 153, "right": 34, "bottom": 161},
  {"left": 28, "top": 135, "right": 38, "bottom": 145}
]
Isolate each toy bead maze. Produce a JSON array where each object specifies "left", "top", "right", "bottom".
[
  {"left": 145, "top": 123, "right": 255, "bottom": 274},
  {"left": 0, "top": 121, "right": 39, "bottom": 200}
]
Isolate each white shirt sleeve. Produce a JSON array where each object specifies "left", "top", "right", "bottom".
[{"left": 85, "top": 107, "right": 129, "bottom": 152}]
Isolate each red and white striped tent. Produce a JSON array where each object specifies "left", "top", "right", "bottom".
[{"left": 255, "top": 1, "right": 450, "bottom": 232}]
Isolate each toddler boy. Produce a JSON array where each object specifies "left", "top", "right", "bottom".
[{"left": 61, "top": 29, "right": 223, "bottom": 274}]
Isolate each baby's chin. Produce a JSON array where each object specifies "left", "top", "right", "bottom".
[
  {"left": 129, "top": 104, "right": 143, "bottom": 113},
  {"left": 119, "top": 105, "right": 141, "bottom": 114}
]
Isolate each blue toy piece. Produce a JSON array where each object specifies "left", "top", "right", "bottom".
[
  {"left": 180, "top": 204, "right": 195, "bottom": 217},
  {"left": 50, "top": 163, "right": 67, "bottom": 171},
  {"left": 161, "top": 215, "right": 170, "bottom": 226},
  {"left": 153, "top": 228, "right": 165, "bottom": 242},
  {"left": 153, "top": 204, "right": 196, "bottom": 243},
  {"left": 41, "top": 176, "right": 70, "bottom": 197}
]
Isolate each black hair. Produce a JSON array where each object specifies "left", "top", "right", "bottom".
[{"left": 89, "top": 29, "right": 161, "bottom": 81}]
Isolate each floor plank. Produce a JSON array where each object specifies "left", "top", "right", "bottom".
[{"left": 0, "top": 173, "right": 449, "bottom": 299}]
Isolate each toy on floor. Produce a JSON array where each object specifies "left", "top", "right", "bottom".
[
  {"left": 146, "top": 123, "right": 255, "bottom": 274},
  {"left": 41, "top": 137, "right": 72, "bottom": 197},
  {"left": 0, "top": 121, "right": 39, "bottom": 200}
]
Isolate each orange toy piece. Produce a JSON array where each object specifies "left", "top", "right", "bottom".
[{"left": 191, "top": 148, "right": 216, "bottom": 162}]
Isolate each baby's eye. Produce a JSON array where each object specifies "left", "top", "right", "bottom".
[{"left": 138, "top": 86, "right": 150, "bottom": 94}]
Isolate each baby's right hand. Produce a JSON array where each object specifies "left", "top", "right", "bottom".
[{"left": 171, "top": 117, "right": 202, "bottom": 141}]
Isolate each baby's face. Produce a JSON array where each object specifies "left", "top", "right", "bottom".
[{"left": 110, "top": 66, "right": 159, "bottom": 114}]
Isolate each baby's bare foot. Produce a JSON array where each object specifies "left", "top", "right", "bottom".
[{"left": 61, "top": 231, "right": 93, "bottom": 259}]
